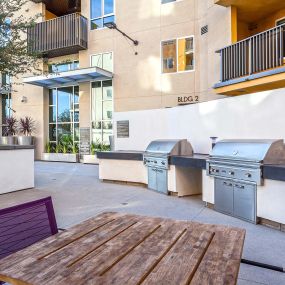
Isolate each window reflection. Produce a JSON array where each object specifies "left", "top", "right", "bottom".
[
  {"left": 91, "top": 52, "right": 113, "bottom": 72},
  {"left": 48, "top": 86, "right": 80, "bottom": 143},
  {"left": 90, "top": 0, "right": 115, "bottom": 30},
  {"left": 91, "top": 80, "right": 113, "bottom": 144}
]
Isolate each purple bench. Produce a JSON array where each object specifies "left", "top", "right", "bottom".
[{"left": 0, "top": 197, "right": 58, "bottom": 260}]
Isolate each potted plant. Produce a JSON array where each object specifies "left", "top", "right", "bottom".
[
  {"left": 42, "top": 135, "right": 79, "bottom": 163},
  {"left": 17, "top": 116, "right": 36, "bottom": 145},
  {"left": 83, "top": 139, "right": 111, "bottom": 164},
  {"left": 2, "top": 117, "right": 18, "bottom": 145}
]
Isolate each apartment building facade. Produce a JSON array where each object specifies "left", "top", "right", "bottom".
[{"left": 1, "top": 0, "right": 285, "bottom": 158}]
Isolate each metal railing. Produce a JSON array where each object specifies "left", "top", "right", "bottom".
[
  {"left": 28, "top": 13, "right": 88, "bottom": 56},
  {"left": 218, "top": 24, "right": 285, "bottom": 82}
]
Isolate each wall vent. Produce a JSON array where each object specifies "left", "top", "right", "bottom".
[{"left": 201, "top": 25, "right": 208, "bottom": 35}]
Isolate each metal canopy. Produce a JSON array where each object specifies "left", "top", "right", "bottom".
[{"left": 23, "top": 67, "right": 113, "bottom": 88}]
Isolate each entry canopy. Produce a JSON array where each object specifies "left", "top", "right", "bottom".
[{"left": 23, "top": 67, "right": 113, "bottom": 88}]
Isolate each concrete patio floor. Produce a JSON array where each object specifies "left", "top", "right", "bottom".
[{"left": 0, "top": 161, "right": 285, "bottom": 285}]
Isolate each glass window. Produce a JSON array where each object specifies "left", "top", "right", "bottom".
[
  {"left": 48, "top": 86, "right": 80, "bottom": 143},
  {"left": 161, "top": 0, "right": 176, "bottom": 3},
  {"left": 178, "top": 37, "right": 194, "bottom": 72},
  {"left": 161, "top": 37, "right": 195, "bottom": 73},
  {"left": 0, "top": 18, "right": 11, "bottom": 47},
  {"left": 48, "top": 61, "right": 79, "bottom": 73},
  {"left": 91, "top": 80, "right": 113, "bottom": 145},
  {"left": 1, "top": 93, "right": 12, "bottom": 135},
  {"left": 162, "top": 40, "right": 177, "bottom": 73},
  {"left": 90, "top": 0, "right": 115, "bottom": 30},
  {"left": 57, "top": 87, "right": 72, "bottom": 123},
  {"left": 91, "top": 52, "right": 113, "bottom": 72}
]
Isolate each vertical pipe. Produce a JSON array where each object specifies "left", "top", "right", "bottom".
[{"left": 249, "top": 38, "right": 252, "bottom": 74}]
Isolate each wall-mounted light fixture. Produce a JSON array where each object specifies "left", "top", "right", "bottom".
[
  {"left": 21, "top": 96, "right": 27, "bottom": 103},
  {"left": 104, "top": 22, "right": 139, "bottom": 46}
]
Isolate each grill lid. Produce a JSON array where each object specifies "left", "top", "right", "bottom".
[
  {"left": 210, "top": 139, "right": 285, "bottom": 164},
  {"left": 145, "top": 139, "right": 193, "bottom": 156}
]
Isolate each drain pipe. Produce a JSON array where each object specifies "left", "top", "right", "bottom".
[{"left": 241, "top": 259, "right": 285, "bottom": 273}]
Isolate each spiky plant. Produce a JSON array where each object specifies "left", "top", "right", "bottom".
[
  {"left": 3, "top": 116, "right": 17, "bottom": 136},
  {"left": 18, "top": 116, "right": 36, "bottom": 136}
]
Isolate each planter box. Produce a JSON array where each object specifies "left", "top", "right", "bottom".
[
  {"left": 42, "top": 153, "right": 79, "bottom": 163},
  {"left": 0, "top": 136, "right": 18, "bottom": 145},
  {"left": 83, "top": 154, "right": 99, "bottom": 164},
  {"left": 18, "top": 136, "right": 34, "bottom": 146}
]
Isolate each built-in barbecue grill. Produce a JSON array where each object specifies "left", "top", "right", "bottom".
[
  {"left": 207, "top": 139, "right": 285, "bottom": 223},
  {"left": 144, "top": 139, "right": 193, "bottom": 194}
]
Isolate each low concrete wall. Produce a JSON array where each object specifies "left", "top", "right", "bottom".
[{"left": 0, "top": 149, "right": 34, "bottom": 194}]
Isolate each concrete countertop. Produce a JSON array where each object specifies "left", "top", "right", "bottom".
[
  {"left": 96, "top": 151, "right": 144, "bottom": 161},
  {"left": 97, "top": 151, "right": 208, "bottom": 169},
  {"left": 96, "top": 151, "right": 285, "bottom": 181},
  {"left": 170, "top": 154, "right": 208, "bottom": 169},
  {"left": 0, "top": 145, "right": 35, "bottom": 150}
]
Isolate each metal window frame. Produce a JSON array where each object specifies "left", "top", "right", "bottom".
[
  {"left": 48, "top": 85, "right": 80, "bottom": 144},
  {"left": 90, "top": 51, "right": 114, "bottom": 72},
  {"left": 161, "top": 35, "right": 195, "bottom": 74},
  {"left": 90, "top": 79, "right": 114, "bottom": 144},
  {"left": 90, "top": 0, "right": 115, "bottom": 30}
]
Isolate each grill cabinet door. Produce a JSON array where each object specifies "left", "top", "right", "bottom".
[
  {"left": 156, "top": 169, "right": 168, "bottom": 194},
  {"left": 214, "top": 178, "right": 234, "bottom": 215},
  {"left": 148, "top": 167, "right": 157, "bottom": 191},
  {"left": 233, "top": 183, "right": 256, "bottom": 223}
]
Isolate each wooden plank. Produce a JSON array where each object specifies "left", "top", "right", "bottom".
[
  {"left": 91, "top": 220, "right": 191, "bottom": 285},
  {"left": 0, "top": 213, "right": 245, "bottom": 285},
  {"left": 0, "top": 212, "right": 117, "bottom": 268},
  {"left": 190, "top": 226, "right": 245, "bottom": 285},
  {"left": 12, "top": 216, "right": 139, "bottom": 284},
  {"left": 49, "top": 217, "right": 163, "bottom": 285},
  {"left": 142, "top": 228, "right": 215, "bottom": 285},
  {"left": 0, "top": 213, "right": 125, "bottom": 281}
]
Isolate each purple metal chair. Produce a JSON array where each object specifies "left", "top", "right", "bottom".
[{"left": 0, "top": 197, "right": 58, "bottom": 261}]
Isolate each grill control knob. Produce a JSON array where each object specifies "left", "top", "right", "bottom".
[
  {"left": 245, "top": 173, "right": 252, "bottom": 178},
  {"left": 161, "top": 162, "right": 165, "bottom": 165},
  {"left": 229, "top": 171, "right": 235, "bottom": 175}
]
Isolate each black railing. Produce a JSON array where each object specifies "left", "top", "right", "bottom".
[
  {"left": 217, "top": 25, "right": 285, "bottom": 82},
  {"left": 28, "top": 13, "right": 88, "bottom": 57}
]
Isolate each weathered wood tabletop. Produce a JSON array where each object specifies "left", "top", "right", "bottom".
[{"left": 0, "top": 212, "right": 245, "bottom": 285}]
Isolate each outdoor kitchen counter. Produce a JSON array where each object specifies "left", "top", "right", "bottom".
[
  {"left": 263, "top": 164, "right": 285, "bottom": 182},
  {"left": 0, "top": 145, "right": 35, "bottom": 194},
  {"left": 97, "top": 151, "right": 208, "bottom": 169},
  {"left": 170, "top": 154, "right": 208, "bottom": 169},
  {"left": 98, "top": 151, "right": 206, "bottom": 197}
]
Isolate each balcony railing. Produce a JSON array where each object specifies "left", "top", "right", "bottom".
[
  {"left": 28, "top": 13, "right": 88, "bottom": 58},
  {"left": 217, "top": 24, "right": 285, "bottom": 82}
]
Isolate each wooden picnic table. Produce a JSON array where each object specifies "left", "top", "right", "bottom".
[{"left": 0, "top": 212, "right": 245, "bottom": 285}]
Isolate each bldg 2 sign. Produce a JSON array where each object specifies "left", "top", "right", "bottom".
[{"left": 177, "top": 95, "right": 199, "bottom": 105}]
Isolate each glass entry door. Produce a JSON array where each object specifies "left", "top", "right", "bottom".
[
  {"left": 48, "top": 86, "right": 79, "bottom": 144},
  {"left": 91, "top": 80, "right": 113, "bottom": 145}
]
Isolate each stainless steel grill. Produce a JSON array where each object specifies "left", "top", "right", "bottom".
[
  {"left": 144, "top": 139, "right": 193, "bottom": 194},
  {"left": 207, "top": 139, "right": 285, "bottom": 223}
]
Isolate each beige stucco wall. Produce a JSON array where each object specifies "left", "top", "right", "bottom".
[
  {"left": 1, "top": 0, "right": 233, "bottom": 158},
  {"left": 79, "top": 0, "right": 231, "bottom": 112}
]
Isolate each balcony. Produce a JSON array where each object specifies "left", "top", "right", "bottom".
[
  {"left": 31, "top": 0, "right": 81, "bottom": 16},
  {"left": 28, "top": 13, "right": 87, "bottom": 58},
  {"left": 214, "top": 25, "right": 285, "bottom": 95}
]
